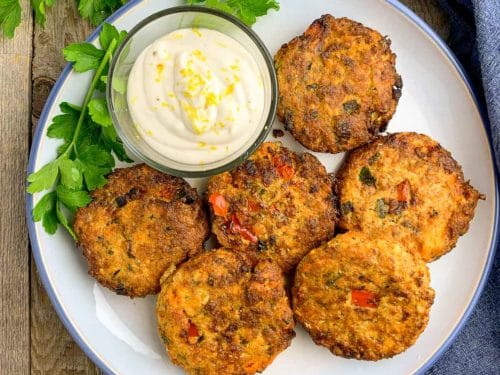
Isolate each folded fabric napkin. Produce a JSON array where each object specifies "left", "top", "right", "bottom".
[{"left": 426, "top": 1, "right": 499, "bottom": 374}]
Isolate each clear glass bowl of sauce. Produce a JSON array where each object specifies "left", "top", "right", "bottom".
[{"left": 107, "top": 5, "right": 277, "bottom": 177}]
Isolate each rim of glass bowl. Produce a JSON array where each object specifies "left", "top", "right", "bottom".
[{"left": 107, "top": 5, "right": 278, "bottom": 178}]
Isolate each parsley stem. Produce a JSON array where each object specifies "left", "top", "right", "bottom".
[{"left": 63, "top": 38, "right": 118, "bottom": 158}]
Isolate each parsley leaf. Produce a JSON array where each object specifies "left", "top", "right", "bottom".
[
  {"left": 190, "top": 0, "right": 280, "bottom": 26},
  {"left": 228, "top": 0, "right": 279, "bottom": 25},
  {"left": 76, "top": 117, "right": 101, "bottom": 151},
  {"left": 57, "top": 140, "right": 72, "bottom": 156},
  {"left": 80, "top": 144, "right": 115, "bottom": 168},
  {"left": 33, "top": 191, "right": 55, "bottom": 221},
  {"left": 81, "top": 164, "right": 109, "bottom": 190},
  {"left": 43, "top": 208, "right": 59, "bottom": 234},
  {"left": 99, "top": 22, "right": 127, "bottom": 50},
  {"left": 33, "top": 191, "right": 58, "bottom": 234},
  {"left": 80, "top": 163, "right": 108, "bottom": 190},
  {"left": 47, "top": 102, "right": 80, "bottom": 141},
  {"left": 79, "top": 144, "right": 114, "bottom": 190},
  {"left": 56, "top": 185, "right": 92, "bottom": 212},
  {"left": 3, "top": 0, "right": 128, "bottom": 39},
  {"left": 56, "top": 201, "right": 77, "bottom": 240},
  {"left": 27, "top": 160, "right": 60, "bottom": 193},
  {"left": 59, "top": 157, "right": 84, "bottom": 190},
  {"left": 77, "top": 0, "right": 106, "bottom": 26},
  {"left": 63, "top": 42, "right": 105, "bottom": 72},
  {"left": 0, "top": 0, "right": 21, "bottom": 39},
  {"left": 203, "top": 0, "right": 234, "bottom": 14},
  {"left": 31, "top": 0, "right": 56, "bottom": 27},
  {"left": 77, "top": 0, "right": 127, "bottom": 26},
  {"left": 88, "top": 97, "right": 112, "bottom": 127},
  {"left": 100, "top": 125, "right": 132, "bottom": 162}
]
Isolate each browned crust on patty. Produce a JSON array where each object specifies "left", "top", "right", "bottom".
[
  {"left": 73, "top": 164, "right": 209, "bottom": 297},
  {"left": 293, "top": 231, "right": 435, "bottom": 360},
  {"left": 334, "top": 132, "right": 481, "bottom": 262},
  {"left": 275, "top": 14, "right": 402, "bottom": 153},
  {"left": 156, "top": 249, "right": 295, "bottom": 375},
  {"left": 207, "top": 142, "right": 337, "bottom": 272}
]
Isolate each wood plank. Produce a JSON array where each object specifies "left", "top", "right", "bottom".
[
  {"left": 28, "top": 1, "right": 450, "bottom": 374},
  {"left": 30, "top": 1, "right": 101, "bottom": 374},
  {"left": 0, "top": 0, "right": 32, "bottom": 374},
  {"left": 31, "top": 0, "right": 93, "bottom": 122}
]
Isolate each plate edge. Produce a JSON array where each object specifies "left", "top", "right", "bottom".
[
  {"left": 25, "top": 1, "right": 500, "bottom": 375},
  {"left": 385, "top": 1, "right": 499, "bottom": 374}
]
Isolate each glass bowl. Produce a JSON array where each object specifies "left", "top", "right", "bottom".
[{"left": 107, "top": 5, "right": 277, "bottom": 178}]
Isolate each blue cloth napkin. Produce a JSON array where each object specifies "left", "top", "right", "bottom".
[{"left": 426, "top": 1, "right": 500, "bottom": 374}]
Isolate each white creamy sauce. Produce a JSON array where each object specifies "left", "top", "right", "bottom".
[{"left": 127, "top": 28, "right": 265, "bottom": 165}]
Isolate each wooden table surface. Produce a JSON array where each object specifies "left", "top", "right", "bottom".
[{"left": 0, "top": 1, "right": 449, "bottom": 373}]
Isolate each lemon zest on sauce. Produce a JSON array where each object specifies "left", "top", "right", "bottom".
[
  {"left": 155, "top": 64, "right": 165, "bottom": 82},
  {"left": 205, "top": 92, "right": 219, "bottom": 107},
  {"left": 161, "top": 101, "right": 174, "bottom": 110},
  {"left": 225, "top": 83, "right": 235, "bottom": 96},
  {"left": 192, "top": 49, "right": 206, "bottom": 61}
]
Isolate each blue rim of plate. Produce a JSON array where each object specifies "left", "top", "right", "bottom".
[{"left": 25, "top": 1, "right": 499, "bottom": 374}]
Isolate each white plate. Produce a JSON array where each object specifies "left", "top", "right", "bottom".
[{"left": 27, "top": 1, "right": 499, "bottom": 374}]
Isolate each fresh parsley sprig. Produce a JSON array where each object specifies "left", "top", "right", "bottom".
[
  {"left": 1, "top": 0, "right": 126, "bottom": 39},
  {"left": 188, "top": 0, "right": 280, "bottom": 26},
  {"left": 2, "top": 0, "right": 280, "bottom": 38},
  {"left": 27, "top": 23, "right": 132, "bottom": 239},
  {"left": 77, "top": 0, "right": 128, "bottom": 27}
]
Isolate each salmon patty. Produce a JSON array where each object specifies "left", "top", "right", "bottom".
[
  {"left": 207, "top": 142, "right": 336, "bottom": 272},
  {"left": 156, "top": 249, "right": 295, "bottom": 375},
  {"left": 74, "top": 164, "right": 209, "bottom": 297},
  {"left": 334, "top": 132, "right": 482, "bottom": 261},
  {"left": 275, "top": 14, "right": 402, "bottom": 153},
  {"left": 293, "top": 231, "right": 434, "bottom": 360}
]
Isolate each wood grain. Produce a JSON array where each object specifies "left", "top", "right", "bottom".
[
  {"left": 26, "top": 1, "right": 450, "bottom": 374},
  {"left": 31, "top": 0, "right": 93, "bottom": 123},
  {"left": 30, "top": 1, "right": 101, "bottom": 374},
  {"left": 0, "top": 0, "right": 32, "bottom": 373}
]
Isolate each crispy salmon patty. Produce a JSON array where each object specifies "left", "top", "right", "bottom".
[
  {"left": 334, "top": 132, "right": 482, "bottom": 262},
  {"left": 156, "top": 249, "right": 295, "bottom": 375},
  {"left": 207, "top": 142, "right": 336, "bottom": 272},
  {"left": 275, "top": 14, "right": 402, "bottom": 153},
  {"left": 73, "top": 164, "right": 209, "bottom": 297},
  {"left": 293, "top": 231, "right": 435, "bottom": 360}
]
